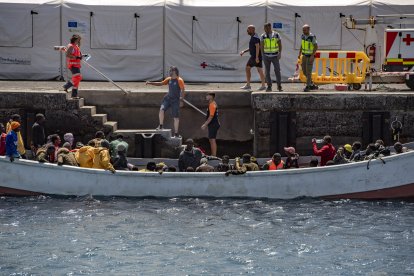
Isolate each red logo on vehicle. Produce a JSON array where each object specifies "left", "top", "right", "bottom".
[
  {"left": 403, "top": 34, "right": 414, "bottom": 46},
  {"left": 200, "top": 62, "right": 208, "bottom": 69}
]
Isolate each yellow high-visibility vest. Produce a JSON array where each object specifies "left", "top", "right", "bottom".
[
  {"left": 301, "top": 35, "right": 315, "bottom": 55},
  {"left": 263, "top": 32, "right": 280, "bottom": 54}
]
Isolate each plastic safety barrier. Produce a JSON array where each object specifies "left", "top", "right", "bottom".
[{"left": 298, "top": 51, "right": 371, "bottom": 88}]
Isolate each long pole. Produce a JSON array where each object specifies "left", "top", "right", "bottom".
[
  {"left": 82, "top": 60, "right": 129, "bottom": 95},
  {"left": 182, "top": 99, "right": 206, "bottom": 116}
]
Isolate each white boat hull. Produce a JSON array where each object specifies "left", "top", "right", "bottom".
[{"left": 1, "top": 151, "right": 414, "bottom": 200}]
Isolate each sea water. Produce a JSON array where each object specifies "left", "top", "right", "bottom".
[{"left": 0, "top": 196, "right": 413, "bottom": 275}]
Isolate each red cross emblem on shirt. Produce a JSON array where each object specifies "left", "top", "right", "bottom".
[
  {"left": 403, "top": 34, "right": 414, "bottom": 46},
  {"left": 200, "top": 62, "right": 208, "bottom": 68}
]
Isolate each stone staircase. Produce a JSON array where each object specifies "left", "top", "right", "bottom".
[
  {"left": 73, "top": 97, "right": 181, "bottom": 158},
  {"left": 77, "top": 102, "right": 119, "bottom": 135}
]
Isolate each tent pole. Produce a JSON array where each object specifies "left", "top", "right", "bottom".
[
  {"left": 59, "top": 0, "right": 63, "bottom": 80},
  {"left": 162, "top": 0, "right": 166, "bottom": 80}
]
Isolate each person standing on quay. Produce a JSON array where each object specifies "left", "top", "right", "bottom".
[
  {"left": 63, "top": 34, "right": 83, "bottom": 98},
  {"left": 201, "top": 93, "right": 220, "bottom": 157},
  {"left": 298, "top": 24, "right": 318, "bottom": 92},
  {"left": 261, "top": 23, "right": 283, "bottom": 92},
  {"left": 240, "top": 25, "right": 266, "bottom": 91}
]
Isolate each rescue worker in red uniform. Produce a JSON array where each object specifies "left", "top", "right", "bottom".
[{"left": 63, "top": 34, "right": 83, "bottom": 98}]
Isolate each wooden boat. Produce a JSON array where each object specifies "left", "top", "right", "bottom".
[{"left": 1, "top": 149, "right": 413, "bottom": 200}]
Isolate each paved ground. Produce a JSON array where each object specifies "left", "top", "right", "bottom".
[{"left": 0, "top": 80, "right": 411, "bottom": 93}]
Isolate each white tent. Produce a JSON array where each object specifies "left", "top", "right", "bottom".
[
  {"left": 61, "top": 0, "right": 164, "bottom": 81},
  {"left": 0, "top": 0, "right": 61, "bottom": 79},
  {"left": 164, "top": 0, "right": 267, "bottom": 82},
  {"left": 1, "top": 0, "right": 413, "bottom": 81},
  {"left": 267, "top": 0, "right": 371, "bottom": 79}
]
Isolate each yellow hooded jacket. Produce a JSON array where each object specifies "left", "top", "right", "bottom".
[
  {"left": 75, "top": 146, "right": 95, "bottom": 168},
  {"left": 92, "top": 147, "right": 115, "bottom": 173}
]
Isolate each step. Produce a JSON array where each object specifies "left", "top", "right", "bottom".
[
  {"left": 79, "top": 105, "right": 96, "bottom": 116},
  {"left": 92, "top": 113, "right": 107, "bottom": 124},
  {"left": 67, "top": 97, "right": 84, "bottom": 109},
  {"left": 114, "top": 129, "right": 172, "bottom": 139},
  {"left": 103, "top": 121, "right": 118, "bottom": 133}
]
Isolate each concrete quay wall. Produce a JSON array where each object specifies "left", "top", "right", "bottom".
[
  {"left": 252, "top": 92, "right": 414, "bottom": 157},
  {"left": 78, "top": 89, "right": 253, "bottom": 142},
  {"left": 0, "top": 90, "right": 106, "bottom": 147}
]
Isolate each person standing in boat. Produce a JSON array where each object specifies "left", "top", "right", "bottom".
[
  {"left": 6, "top": 114, "right": 26, "bottom": 159},
  {"left": 5, "top": 122, "right": 21, "bottom": 162},
  {"left": 0, "top": 123, "right": 6, "bottom": 156},
  {"left": 31, "top": 113, "right": 46, "bottom": 156},
  {"left": 312, "top": 135, "right": 336, "bottom": 166},
  {"left": 146, "top": 66, "right": 185, "bottom": 138},
  {"left": 178, "top": 139, "right": 202, "bottom": 172},
  {"left": 201, "top": 93, "right": 220, "bottom": 157}
]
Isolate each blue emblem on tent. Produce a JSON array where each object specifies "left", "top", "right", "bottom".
[
  {"left": 68, "top": 21, "right": 77, "bottom": 28},
  {"left": 273, "top": 22, "right": 283, "bottom": 29}
]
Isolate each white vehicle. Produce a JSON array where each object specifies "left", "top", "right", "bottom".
[{"left": 345, "top": 15, "right": 414, "bottom": 90}]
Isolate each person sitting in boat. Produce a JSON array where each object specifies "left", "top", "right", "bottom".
[
  {"left": 36, "top": 144, "right": 56, "bottom": 163},
  {"left": 262, "top": 153, "right": 284, "bottom": 170},
  {"left": 283, "top": 147, "right": 299, "bottom": 169},
  {"left": 178, "top": 139, "right": 202, "bottom": 172},
  {"left": 50, "top": 134, "right": 61, "bottom": 161},
  {"left": 92, "top": 140, "right": 115, "bottom": 173},
  {"left": 393, "top": 142, "right": 408, "bottom": 154},
  {"left": 196, "top": 158, "right": 215, "bottom": 172},
  {"left": 168, "top": 166, "right": 177, "bottom": 172},
  {"left": 57, "top": 143, "right": 79, "bottom": 167},
  {"left": 333, "top": 147, "right": 350, "bottom": 165},
  {"left": 72, "top": 142, "right": 84, "bottom": 153},
  {"left": 109, "top": 134, "right": 129, "bottom": 160},
  {"left": 91, "top": 131, "right": 105, "bottom": 148},
  {"left": 0, "top": 123, "right": 6, "bottom": 156},
  {"left": 139, "top": 162, "right": 157, "bottom": 172},
  {"left": 374, "top": 139, "right": 391, "bottom": 157},
  {"left": 312, "top": 135, "right": 336, "bottom": 166},
  {"left": 156, "top": 162, "right": 168, "bottom": 172},
  {"left": 5, "top": 121, "right": 21, "bottom": 162},
  {"left": 239, "top": 154, "right": 260, "bottom": 171},
  {"left": 250, "top": 156, "right": 260, "bottom": 168},
  {"left": 63, "top": 133, "right": 75, "bottom": 149},
  {"left": 349, "top": 141, "right": 363, "bottom": 162},
  {"left": 363, "top": 143, "right": 379, "bottom": 160},
  {"left": 309, "top": 157, "right": 318, "bottom": 167},
  {"left": 75, "top": 140, "right": 95, "bottom": 168},
  {"left": 343, "top": 144, "right": 352, "bottom": 159},
  {"left": 112, "top": 144, "right": 134, "bottom": 171},
  {"left": 215, "top": 155, "right": 234, "bottom": 172}
]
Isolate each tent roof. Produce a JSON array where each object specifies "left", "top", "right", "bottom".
[
  {"left": 268, "top": 0, "right": 370, "bottom": 7},
  {"left": 62, "top": 0, "right": 164, "bottom": 6},
  {"left": 165, "top": 0, "right": 266, "bottom": 7}
]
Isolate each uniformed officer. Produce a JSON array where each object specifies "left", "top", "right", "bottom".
[
  {"left": 261, "top": 23, "right": 283, "bottom": 92},
  {"left": 298, "top": 24, "right": 318, "bottom": 92}
]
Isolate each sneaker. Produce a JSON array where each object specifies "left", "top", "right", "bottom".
[
  {"left": 278, "top": 86, "right": 283, "bottom": 92},
  {"left": 310, "top": 84, "right": 319, "bottom": 90},
  {"left": 156, "top": 125, "right": 163, "bottom": 130},
  {"left": 303, "top": 86, "right": 310, "bottom": 92},
  {"left": 240, "top": 84, "right": 252, "bottom": 90},
  {"left": 266, "top": 86, "right": 272, "bottom": 92},
  {"left": 257, "top": 86, "right": 266, "bottom": 91}
]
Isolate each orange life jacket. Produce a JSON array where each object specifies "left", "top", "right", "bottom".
[
  {"left": 67, "top": 43, "right": 81, "bottom": 69},
  {"left": 268, "top": 160, "right": 284, "bottom": 170}
]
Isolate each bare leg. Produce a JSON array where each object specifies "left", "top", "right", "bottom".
[
  {"left": 159, "top": 109, "right": 165, "bottom": 126},
  {"left": 257, "top": 68, "right": 266, "bottom": 86},
  {"left": 245, "top": 66, "right": 252, "bottom": 86},
  {"left": 173, "top": 118, "right": 180, "bottom": 135},
  {"left": 209, "top": 138, "right": 217, "bottom": 157}
]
